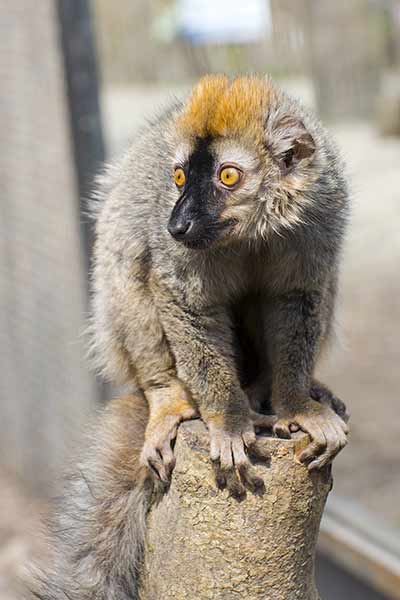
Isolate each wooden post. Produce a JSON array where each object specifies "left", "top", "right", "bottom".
[{"left": 140, "top": 420, "right": 331, "bottom": 600}]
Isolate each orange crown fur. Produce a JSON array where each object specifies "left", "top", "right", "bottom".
[{"left": 178, "top": 75, "right": 275, "bottom": 141}]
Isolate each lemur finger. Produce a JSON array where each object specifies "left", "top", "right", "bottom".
[
  {"left": 308, "top": 445, "right": 342, "bottom": 470},
  {"left": 237, "top": 463, "right": 265, "bottom": 494},
  {"left": 216, "top": 437, "right": 245, "bottom": 498},
  {"left": 159, "top": 440, "right": 176, "bottom": 477},
  {"left": 232, "top": 438, "right": 265, "bottom": 493},
  {"left": 146, "top": 452, "right": 170, "bottom": 484},
  {"left": 307, "top": 422, "right": 339, "bottom": 470},
  {"left": 219, "top": 436, "right": 233, "bottom": 470},
  {"left": 298, "top": 424, "right": 326, "bottom": 463},
  {"left": 242, "top": 427, "right": 268, "bottom": 460},
  {"left": 209, "top": 428, "right": 221, "bottom": 462},
  {"left": 310, "top": 422, "right": 348, "bottom": 470},
  {"left": 242, "top": 429, "right": 256, "bottom": 447},
  {"left": 308, "top": 432, "right": 347, "bottom": 470},
  {"left": 231, "top": 437, "right": 248, "bottom": 464},
  {"left": 208, "top": 428, "right": 227, "bottom": 488}
]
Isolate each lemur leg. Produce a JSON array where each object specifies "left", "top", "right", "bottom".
[
  {"left": 235, "top": 296, "right": 348, "bottom": 427},
  {"left": 153, "top": 282, "right": 275, "bottom": 499}
]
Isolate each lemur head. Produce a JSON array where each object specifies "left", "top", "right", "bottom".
[{"left": 168, "top": 75, "right": 319, "bottom": 250}]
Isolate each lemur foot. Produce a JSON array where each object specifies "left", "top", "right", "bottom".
[
  {"left": 207, "top": 411, "right": 276, "bottom": 500},
  {"left": 310, "top": 380, "right": 349, "bottom": 423},
  {"left": 274, "top": 398, "right": 349, "bottom": 471}
]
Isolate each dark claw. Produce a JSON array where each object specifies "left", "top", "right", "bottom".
[
  {"left": 238, "top": 464, "right": 265, "bottom": 494},
  {"left": 212, "top": 461, "right": 227, "bottom": 490},
  {"left": 225, "top": 470, "right": 246, "bottom": 501}
]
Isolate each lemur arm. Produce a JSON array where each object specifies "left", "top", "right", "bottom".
[{"left": 267, "top": 289, "right": 348, "bottom": 470}]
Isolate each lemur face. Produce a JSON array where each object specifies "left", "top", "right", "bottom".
[
  {"left": 168, "top": 136, "right": 265, "bottom": 249},
  {"left": 168, "top": 75, "right": 317, "bottom": 249}
]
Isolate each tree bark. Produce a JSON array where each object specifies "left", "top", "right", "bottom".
[{"left": 139, "top": 420, "right": 331, "bottom": 600}]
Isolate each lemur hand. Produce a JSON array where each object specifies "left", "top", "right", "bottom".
[
  {"left": 206, "top": 410, "right": 276, "bottom": 499},
  {"left": 140, "top": 394, "right": 198, "bottom": 485}
]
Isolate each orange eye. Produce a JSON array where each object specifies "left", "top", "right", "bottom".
[
  {"left": 219, "top": 166, "right": 241, "bottom": 187},
  {"left": 174, "top": 167, "right": 186, "bottom": 188}
]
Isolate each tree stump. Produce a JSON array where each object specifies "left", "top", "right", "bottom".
[{"left": 139, "top": 420, "right": 331, "bottom": 600}]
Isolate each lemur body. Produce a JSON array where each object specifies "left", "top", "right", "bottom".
[
  {"left": 30, "top": 76, "right": 349, "bottom": 599},
  {"left": 91, "top": 75, "right": 348, "bottom": 480}
]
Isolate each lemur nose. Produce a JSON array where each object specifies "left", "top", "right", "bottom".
[{"left": 168, "top": 219, "right": 192, "bottom": 240}]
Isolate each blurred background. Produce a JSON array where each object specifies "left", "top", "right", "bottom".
[{"left": 1, "top": 1, "right": 400, "bottom": 598}]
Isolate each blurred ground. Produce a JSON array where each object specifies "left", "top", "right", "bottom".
[{"left": 102, "top": 78, "right": 400, "bottom": 527}]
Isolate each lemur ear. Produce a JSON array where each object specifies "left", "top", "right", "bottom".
[{"left": 268, "top": 115, "right": 316, "bottom": 174}]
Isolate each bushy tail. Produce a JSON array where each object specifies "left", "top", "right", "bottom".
[{"left": 29, "top": 394, "right": 152, "bottom": 600}]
